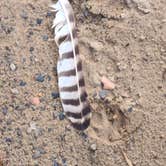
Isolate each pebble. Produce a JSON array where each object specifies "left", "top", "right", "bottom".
[
  {"left": 31, "top": 97, "right": 40, "bottom": 106},
  {"left": 99, "top": 90, "right": 109, "bottom": 100},
  {"left": 53, "top": 66, "right": 57, "bottom": 73},
  {"left": 53, "top": 111, "right": 58, "bottom": 119},
  {"left": 15, "top": 104, "right": 26, "bottom": 111},
  {"left": 90, "top": 144, "right": 97, "bottom": 151},
  {"left": 53, "top": 160, "right": 59, "bottom": 166},
  {"left": 29, "top": 31, "right": 33, "bottom": 36},
  {"left": 92, "top": 92, "right": 98, "bottom": 98},
  {"left": 128, "top": 107, "right": 133, "bottom": 112},
  {"left": 101, "top": 76, "right": 115, "bottom": 90},
  {"left": 1, "top": 24, "right": 14, "bottom": 34},
  {"left": 27, "top": 122, "right": 37, "bottom": 134},
  {"left": 48, "top": 128, "right": 52, "bottom": 132},
  {"left": 51, "top": 92, "right": 59, "bottom": 99},
  {"left": 16, "top": 128, "right": 23, "bottom": 137},
  {"left": 58, "top": 112, "right": 65, "bottom": 120},
  {"left": 42, "top": 35, "right": 48, "bottom": 41},
  {"left": 27, "top": 122, "right": 43, "bottom": 138},
  {"left": 32, "top": 148, "right": 46, "bottom": 159},
  {"left": 117, "top": 62, "right": 127, "bottom": 71},
  {"left": 46, "top": 11, "right": 52, "bottom": 17},
  {"left": 6, "top": 119, "right": 12, "bottom": 125},
  {"left": 20, "top": 11, "right": 28, "bottom": 19},
  {"left": 2, "top": 107, "right": 8, "bottom": 116},
  {"left": 80, "top": 132, "right": 88, "bottom": 139},
  {"left": 36, "top": 18, "right": 43, "bottom": 25},
  {"left": 5, "top": 137, "right": 12, "bottom": 143},
  {"left": 11, "top": 88, "right": 19, "bottom": 94},
  {"left": 162, "top": 69, "right": 166, "bottom": 81},
  {"left": 34, "top": 128, "right": 43, "bottom": 138},
  {"left": 35, "top": 74, "right": 45, "bottom": 82},
  {"left": 36, "top": 148, "right": 46, "bottom": 155},
  {"left": 19, "top": 80, "right": 26, "bottom": 86},
  {"left": 47, "top": 75, "right": 51, "bottom": 81},
  {"left": 32, "top": 150, "right": 41, "bottom": 159},
  {"left": 62, "top": 158, "right": 67, "bottom": 166},
  {"left": 29, "top": 47, "right": 34, "bottom": 52},
  {"left": 10, "top": 63, "right": 16, "bottom": 71}
]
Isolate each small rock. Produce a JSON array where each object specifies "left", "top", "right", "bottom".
[
  {"left": 58, "top": 112, "right": 65, "bottom": 120},
  {"left": 121, "top": 91, "right": 129, "bottom": 98},
  {"left": 47, "top": 75, "right": 52, "bottom": 81},
  {"left": 139, "top": 35, "right": 146, "bottom": 41},
  {"left": 101, "top": 76, "right": 115, "bottom": 90},
  {"left": 53, "top": 112, "right": 58, "bottom": 119},
  {"left": 159, "top": 134, "right": 164, "bottom": 139},
  {"left": 32, "top": 148, "right": 46, "bottom": 159},
  {"left": 99, "top": 90, "right": 109, "bottom": 100},
  {"left": 36, "top": 18, "right": 43, "bottom": 25},
  {"left": 42, "top": 35, "right": 48, "bottom": 41},
  {"left": 53, "top": 160, "right": 59, "bottom": 166},
  {"left": 36, "top": 148, "right": 46, "bottom": 155},
  {"left": 34, "top": 128, "right": 43, "bottom": 138},
  {"left": 90, "top": 144, "right": 97, "bottom": 151},
  {"left": 5, "top": 137, "right": 12, "bottom": 143},
  {"left": 6, "top": 119, "right": 12, "bottom": 125},
  {"left": 32, "top": 151, "right": 41, "bottom": 159},
  {"left": 128, "top": 107, "right": 133, "bottom": 112},
  {"left": 83, "top": 8, "right": 89, "bottom": 17},
  {"left": 112, "top": 114, "right": 118, "bottom": 120},
  {"left": 117, "top": 63, "right": 127, "bottom": 71},
  {"left": 15, "top": 104, "right": 26, "bottom": 111},
  {"left": 20, "top": 11, "right": 28, "bottom": 19},
  {"left": 31, "top": 97, "right": 40, "bottom": 106},
  {"left": 48, "top": 128, "right": 52, "bottom": 132},
  {"left": 124, "top": 0, "right": 132, "bottom": 8},
  {"left": 46, "top": 12, "right": 52, "bottom": 17},
  {"left": 2, "top": 107, "right": 8, "bottom": 116},
  {"left": 53, "top": 66, "right": 57, "bottom": 74},
  {"left": 80, "top": 132, "right": 88, "bottom": 139},
  {"left": 27, "top": 122, "right": 37, "bottom": 134},
  {"left": 92, "top": 91, "right": 98, "bottom": 98},
  {"left": 10, "top": 63, "right": 16, "bottom": 71},
  {"left": 29, "top": 31, "right": 33, "bottom": 36},
  {"left": 27, "top": 122, "right": 43, "bottom": 138},
  {"left": 62, "top": 158, "right": 67, "bottom": 166},
  {"left": 35, "top": 74, "right": 45, "bottom": 82},
  {"left": 16, "top": 128, "right": 23, "bottom": 137},
  {"left": 162, "top": 69, "right": 166, "bottom": 81},
  {"left": 29, "top": 47, "right": 34, "bottom": 52},
  {"left": 19, "top": 80, "right": 26, "bottom": 86},
  {"left": 11, "top": 88, "right": 19, "bottom": 94},
  {"left": 51, "top": 92, "right": 59, "bottom": 99}
]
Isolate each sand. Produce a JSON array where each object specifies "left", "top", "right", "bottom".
[{"left": 0, "top": 0, "right": 166, "bottom": 165}]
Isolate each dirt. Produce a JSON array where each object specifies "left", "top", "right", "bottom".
[{"left": 0, "top": 0, "right": 166, "bottom": 165}]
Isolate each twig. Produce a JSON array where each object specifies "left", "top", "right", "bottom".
[{"left": 121, "top": 150, "right": 133, "bottom": 166}]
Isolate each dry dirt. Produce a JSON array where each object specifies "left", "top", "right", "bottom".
[{"left": 0, "top": 0, "right": 166, "bottom": 165}]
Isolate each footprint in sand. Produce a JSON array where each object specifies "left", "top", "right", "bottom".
[{"left": 87, "top": 104, "right": 128, "bottom": 144}]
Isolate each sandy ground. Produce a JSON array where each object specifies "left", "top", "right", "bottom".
[{"left": 0, "top": 0, "right": 166, "bottom": 165}]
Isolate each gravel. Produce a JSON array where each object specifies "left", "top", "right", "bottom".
[
  {"left": 19, "top": 80, "right": 27, "bottom": 86},
  {"left": 58, "top": 112, "right": 65, "bottom": 121},
  {"left": 36, "top": 18, "right": 43, "bottom": 25},
  {"left": 51, "top": 92, "right": 60, "bottom": 99},
  {"left": 10, "top": 63, "right": 16, "bottom": 71},
  {"left": 90, "top": 144, "right": 97, "bottom": 151},
  {"left": 35, "top": 74, "right": 45, "bottom": 82},
  {"left": 2, "top": 107, "right": 8, "bottom": 116}
]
